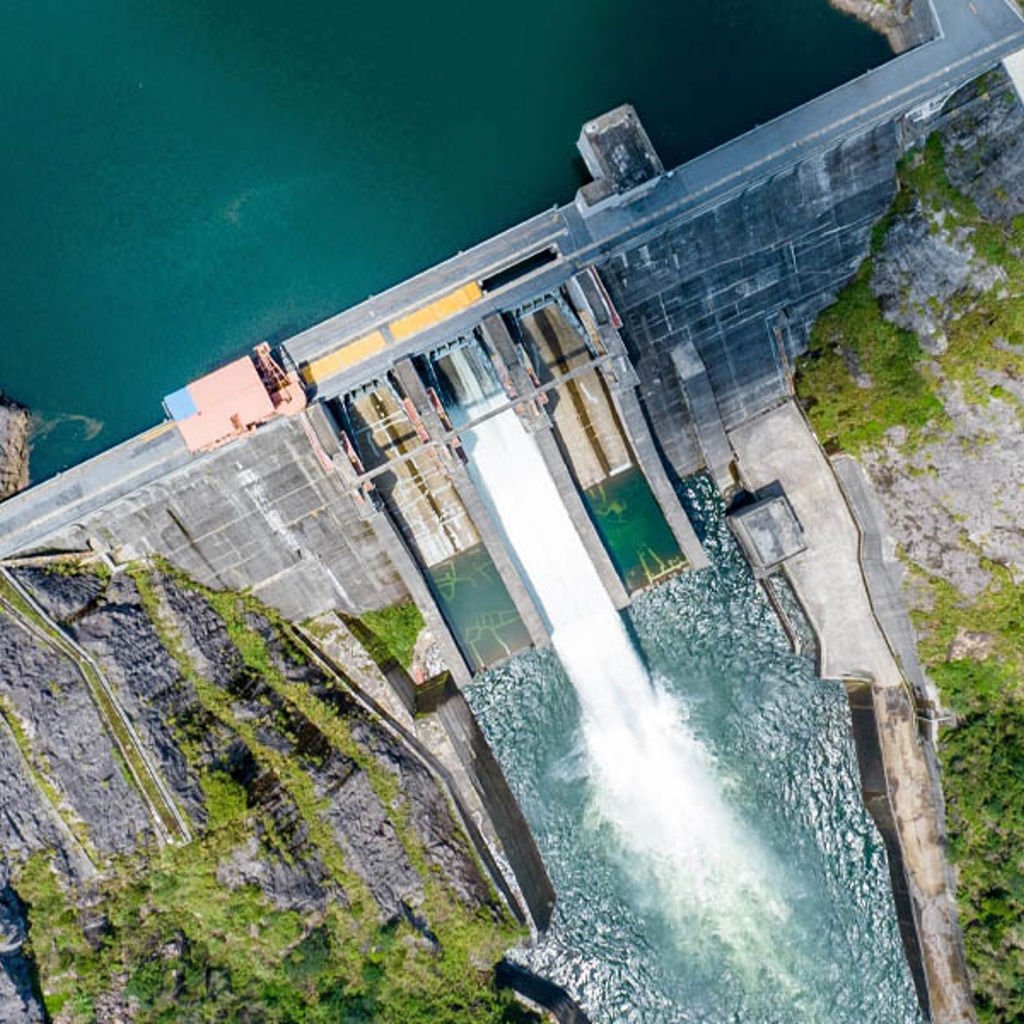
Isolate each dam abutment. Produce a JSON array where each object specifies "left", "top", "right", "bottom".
[{"left": 434, "top": 682, "right": 557, "bottom": 933}]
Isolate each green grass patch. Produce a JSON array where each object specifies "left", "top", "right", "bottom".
[
  {"left": 795, "top": 266, "right": 945, "bottom": 452},
  {"left": 358, "top": 601, "right": 424, "bottom": 669}
]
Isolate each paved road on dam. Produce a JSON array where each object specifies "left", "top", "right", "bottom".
[{"left": 1, "top": 0, "right": 1023, "bottom": 559}]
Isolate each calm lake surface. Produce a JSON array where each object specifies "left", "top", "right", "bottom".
[{"left": 0, "top": 0, "right": 888, "bottom": 481}]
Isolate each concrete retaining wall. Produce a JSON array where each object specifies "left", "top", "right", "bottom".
[
  {"left": 494, "top": 959, "right": 591, "bottom": 1024},
  {"left": 435, "top": 682, "right": 557, "bottom": 932},
  {"left": 845, "top": 678, "right": 932, "bottom": 1017}
]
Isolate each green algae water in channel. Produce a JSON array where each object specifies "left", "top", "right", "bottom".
[{"left": 1, "top": 1, "right": 887, "bottom": 480}]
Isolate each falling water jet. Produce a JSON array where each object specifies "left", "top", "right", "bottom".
[{"left": 440, "top": 347, "right": 812, "bottom": 1000}]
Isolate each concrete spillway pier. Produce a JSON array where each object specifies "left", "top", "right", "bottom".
[
  {"left": 391, "top": 356, "right": 550, "bottom": 652},
  {"left": 479, "top": 313, "right": 632, "bottom": 611}
]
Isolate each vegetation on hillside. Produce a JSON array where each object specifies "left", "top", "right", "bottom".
[
  {"left": 912, "top": 568, "right": 1024, "bottom": 1023},
  {"left": 13, "top": 566, "right": 530, "bottom": 1024},
  {"left": 795, "top": 263, "right": 945, "bottom": 452},
  {"left": 796, "top": 127, "right": 1024, "bottom": 1022},
  {"left": 798, "top": 131, "right": 1024, "bottom": 454}
]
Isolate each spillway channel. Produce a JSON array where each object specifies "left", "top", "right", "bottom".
[{"left": 440, "top": 347, "right": 922, "bottom": 1023}]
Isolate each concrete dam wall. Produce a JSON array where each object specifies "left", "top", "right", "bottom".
[
  {"left": 25, "top": 112, "right": 904, "bottom": 635},
  {"left": 41, "top": 415, "right": 408, "bottom": 620},
  {"left": 598, "top": 120, "right": 900, "bottom": 482}
]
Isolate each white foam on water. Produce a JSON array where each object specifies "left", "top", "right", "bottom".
[{"left": 448, "top": 355, "right": 806, "bottom": 995}]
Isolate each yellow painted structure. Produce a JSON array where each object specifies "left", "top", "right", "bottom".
[
  {"left": 299, "top": 282, "right": 482, "bottom": 386},
  {"left": 301, "top": 330, "right": 388, "bottom": 385},
  {"left": 389, "top": 282, "right": 482, "bottom": 342}
]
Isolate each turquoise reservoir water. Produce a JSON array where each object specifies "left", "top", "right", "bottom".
[
  {"left": 468, "top": 478, "right": 922, "bottom": 1023},
  {"left": 0, "top": 2, "right": 888, "bottom": 481}
]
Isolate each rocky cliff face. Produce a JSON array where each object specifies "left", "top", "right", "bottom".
[
  {"left": 865, "top": 74, "right": 1024, "bottom": 596},
  {"left": 0, "top": 393, "right": 29, "bottom": 500},
  {"left": 0, "top": 563, "right": 524, "bottom": 1022},
  {"left": 828, "top": 0, "right": 936, "bottom": 53}
]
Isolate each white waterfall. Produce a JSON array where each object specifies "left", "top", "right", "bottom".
[{"left": 448, "top": 348, "right": 803, "bottom": 992}]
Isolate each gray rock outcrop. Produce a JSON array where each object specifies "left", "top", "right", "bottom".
[
  {"left": 828, "top": 0, "right": 936, "bottom": 53},
  {"left": 0, "top": 612, "right": 154, "bottom": 856},
  {"left": 0, "top": 862, "right": 44, "bottom": 1023},
  {"left": 943, "top": 76, "right": 1024, "bottom": 223},
  {"left": 871, "top": 77, "right": 1024, "bottom": 352},
  {"left": 348, "top": 716, "right": 492, "bottom": 910},
  {"left": 16, "top": 567, "right": 105, "bottom": 623},
  {"left": 0, "top": 393, "right": 29, "bottom": 500},
  {"left": 69, "top": 574, "right": 207, "bottom": 826},
  {"left": 863, "top": 74, "right": 1024, "bottom": 596},
  {"left": 216, "top": 836, "right": 335, "bottom": 914}
]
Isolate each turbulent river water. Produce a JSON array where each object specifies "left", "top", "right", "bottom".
[
  {"left": 466, "top": 470, "right": 923, "bottom": 1023},
  {"left": 436, "top": 348, "right": 924, "bottom": 1023}
]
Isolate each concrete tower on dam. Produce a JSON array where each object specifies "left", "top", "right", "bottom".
[{"left": 2, "top": 0, "right": 1023, "bottom": 691}]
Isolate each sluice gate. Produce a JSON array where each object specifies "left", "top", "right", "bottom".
[{"left": 309, "top": 266, "right": 711, "bottom": 684}]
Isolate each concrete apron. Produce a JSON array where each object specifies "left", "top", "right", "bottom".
[{"left": 728, "top": 401, "right": 974, "bottom": 1024}]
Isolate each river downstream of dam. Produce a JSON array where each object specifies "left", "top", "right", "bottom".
[
  {"left": 467, "top": 473, "right": 923, "bottom": 1023},
  {"left": 430, "top": 348, "right": 925, "bottom": 1023}
]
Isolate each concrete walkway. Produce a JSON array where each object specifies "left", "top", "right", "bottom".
[
  {"left": 832, "top": 454, "right": 941, "bottom": 713},
  {"left": 728, "top": 402, "right": 973, "bottom": 1024},
  {"left": 731, "top": 404, "right": 899, "bottom": 683}
]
